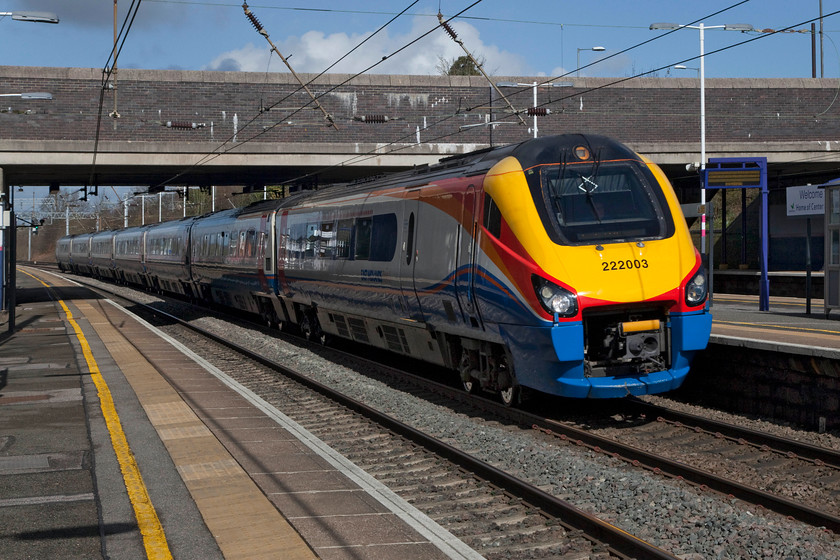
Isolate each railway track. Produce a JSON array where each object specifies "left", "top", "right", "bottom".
[{"left": 42, "top": 268, "right": 840, "bottom": 557}]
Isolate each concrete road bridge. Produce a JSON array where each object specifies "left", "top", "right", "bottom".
[{"left": 2, "top": 65, "right": 840, "bottom": 197}]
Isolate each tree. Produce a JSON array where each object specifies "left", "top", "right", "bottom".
[{"left": 437, "top": 55, "right": 483, "bottom": 76}]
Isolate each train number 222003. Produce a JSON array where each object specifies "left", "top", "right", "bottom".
[{"left": 601, "top": 259, "right": 649, "bottom": 271}]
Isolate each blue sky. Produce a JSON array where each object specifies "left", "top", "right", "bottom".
[{"left": 1, "top": 1, "right": 837, "bottom": 79}]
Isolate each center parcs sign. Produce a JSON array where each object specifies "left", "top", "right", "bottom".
[{"left": 786, "top": 185, "right": 825, "bottom": 217}]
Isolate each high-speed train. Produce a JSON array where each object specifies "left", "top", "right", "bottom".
[{"left": 56, "top": 134, "right": 711, "bottom": 402}]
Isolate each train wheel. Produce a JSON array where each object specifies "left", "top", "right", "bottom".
[
  {"left": 499, "top": 385, "right": 519, "bottom": 407},
  {"left": 300, "top": 311, "right": 326, "bottom": 344},
  {"left": 462, "top": 377, "right": 478, "bottom": 394},
  {"left": 300, "top": 314, "right": 315, "bottom": 340}
]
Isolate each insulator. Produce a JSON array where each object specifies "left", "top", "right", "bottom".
[
  {"left": 166, "top": 121, "right": 204, "bottom": 129},
  {"left": 526, "top": 107, "right": 550, "bottom": 116},
  {"left": 243, "top": 3, "right": 264, "bottom": 32},
  {"left": 438, "top": 13, "right": 458, "bottom": 40},
  {"left": 355, "top": 115, "right": 388, "bottom": 123}
]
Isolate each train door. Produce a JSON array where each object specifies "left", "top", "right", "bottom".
[
  {"left": 258, "top": 212, "right": 274, "bottom": 293},
  {"left": 412, "top": 190, "right": 463, "bottom": 327},
  {"left": 399, "top": 193, "right": 423, "bottom": 321},
  {"left": 140, "top": 230, "right": 147, "bottom": 277},
  {"left": 455, "top": 185, "right": 481, "bottom": 328}
]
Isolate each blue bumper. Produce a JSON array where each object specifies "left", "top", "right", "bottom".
[{"left": 501, "top": 309, "right": 712, "bottom": 399}]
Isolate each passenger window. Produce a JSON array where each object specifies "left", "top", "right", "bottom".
[
  {"left": 318, "top": 222, "right": 334, "bottom": 258},
  {"left": 246, "top": 229, "right": 256, "bottom": 258},
  {"left": 336, "top": 219, "right": 353, "bottom": 259},
  {"left": 354, "top": 218, "right": 372, "bottom": 260},
  {"left": 370, "top": 214, "right": 397, "bottom": 262}
]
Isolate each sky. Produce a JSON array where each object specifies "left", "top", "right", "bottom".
[{"left": 0, "top": 0, "right": 838, "bottom": 80}]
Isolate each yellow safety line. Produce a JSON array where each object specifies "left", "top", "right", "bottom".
[{"left": 22, "top": 269, "right": 172, "bottom": 560}]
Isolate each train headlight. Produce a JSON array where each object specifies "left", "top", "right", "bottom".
[
  {"left": 685, "top": 267, "right": 708, "bottom": 307},
  {"left": 532, "top": 276, "right": 578, "bottom": 318}
]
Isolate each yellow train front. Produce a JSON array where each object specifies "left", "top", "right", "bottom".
[{"left": 476, "top": 134, "right": 711, "bottom": 398}]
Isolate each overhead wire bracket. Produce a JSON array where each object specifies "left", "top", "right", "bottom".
[
  {"left": 437, "top": 12, "right": 526, "bottom": 126},
  {"left": 242, "top": 2, "right": 338, "bottom": 129}
]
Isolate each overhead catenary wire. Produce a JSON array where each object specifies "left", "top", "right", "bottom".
[
  {"left": 242, "top": 1, "right": 337, "bottom": 129},
  {"left": 256, "top": 1, "right": 419, "bottom": 116},
  {"left": 144, "top": 0, "right": 765, "bottom": 34},
  {"left": 89, "top": 0, "right": 144, "bottom": 194},
  {"left": 283, "top": 1, "right": 762, "bottom": 175},
  {"left": 155, "top": 1, "right": 840, "bottom": 192},
  {"left": 150, "top": 0, "right": 745, "bottom": 189},
  {"left": 151, "top": 0, "right": 427, "bottom": 190},
  {"left": 437, "top": 11, "right": 526, "bottom": 126},
  {"left": 183, "top": 0, "right": 419, "bottom": 179},
  {"left": 267, "top": 0, "right": 762, "bottom": 179},
  {"left": 151, "top": 0, "right": 483, "bottom": 190},
  {"left": 285, "top": 8, "right": 840, "bottom": 185},
  {"left": 507, "top": 8, "right": 840, "bottom": 123}
]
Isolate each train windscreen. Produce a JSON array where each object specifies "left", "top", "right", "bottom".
[{"left": 540, "top": 161, "right": 669, "bottom": 245}]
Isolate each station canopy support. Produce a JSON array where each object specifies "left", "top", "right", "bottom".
[{"left": 703, "top": 157, "right": 769, "bottom": 311}]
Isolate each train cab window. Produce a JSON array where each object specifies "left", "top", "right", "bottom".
[
  {"left": 483, "top": 195, "right": 502, "bottom": 238},
  {"left": 540, "top": 162, "right": 671, "bottom": 245}
]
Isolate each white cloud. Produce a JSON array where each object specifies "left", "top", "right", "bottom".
[{"left": 206, "top": 16, "right": 532, "bottom": 76}]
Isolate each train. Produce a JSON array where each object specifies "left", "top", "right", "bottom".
[{"left": 56, "top": 134, "right": 712, "bottom": 402}]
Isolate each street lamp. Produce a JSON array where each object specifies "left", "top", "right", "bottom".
[
  {"left": 673, "top": 64, "right": 700, "bottom": 76},
  {"left": 576, "top": 46, "right": 606, "bottom": 77},
  {"left": 0, "top": 11, "right": 59, "bottom": 24},
  {"left": 496, "top": 81, "right": 573, "bottom": 138},
  {"left": 650, "top": 22, "right": 753, "bottom": 255}
]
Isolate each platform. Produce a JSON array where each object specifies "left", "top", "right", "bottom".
[
  {"left": 710, "top": 292, "right": 840, "bottom": 358},
  {"left": 0, "top": 267, "right": 481, "bottom": 560}
]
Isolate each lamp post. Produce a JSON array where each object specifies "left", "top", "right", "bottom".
[
  {"left": 0, "top": 9, "right": 58, "bottom": 332},
  {"left": 649, "top": 22, "right": 753, "bottom": 255},
  {"left": 576, "top": 46, "right": 606, "bottom": 77},
  {"left": 495, "top": 81, "right": 573, "bottom": 138}
]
